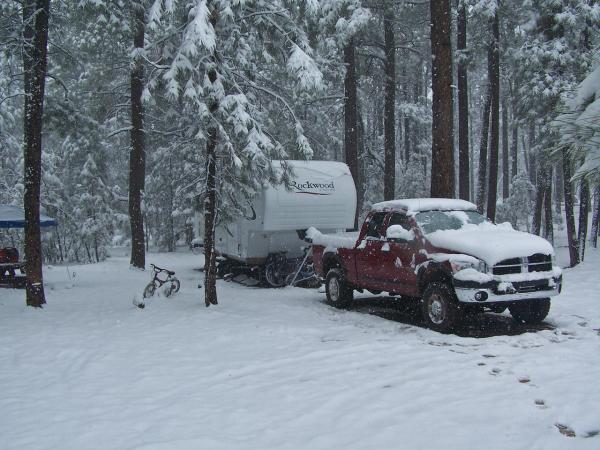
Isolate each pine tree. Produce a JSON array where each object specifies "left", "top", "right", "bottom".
[
  {"left": 128, "top": 0, "right": 146, "bottom": 269},
  {"left": 383, "top": 1, "right": 395, "bottom": 201},
  {"left": 486, "top": 5, "right": 500, "bottom": 221},
  {"left": 457, "top": 0, "right": 470, "bottom": 201},
  {"left": 430, "top": 0, "right": 454, "bottom": 198},
  {"left": 22, "top": 0, "right": 51, "bottom": 307}
]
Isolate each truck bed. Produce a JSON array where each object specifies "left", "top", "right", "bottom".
[{"left": 305, "top": 227, "right": 359, "bottom": 251}]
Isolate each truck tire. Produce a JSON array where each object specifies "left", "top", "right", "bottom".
[
  {"left": 509, "top": 298, "right": 550, "bottom": 324},
  {"left": 421, "top": 282, "right": 461, "bottom": 333},
  {"left": 325, "top": 268, "right": 353, "bottom": 308}
]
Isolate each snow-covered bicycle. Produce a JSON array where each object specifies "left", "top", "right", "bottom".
[{"left": 143, "top": 264, "right": 180, "bottom": 298}]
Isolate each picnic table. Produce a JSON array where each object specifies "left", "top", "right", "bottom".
[
  {"left": 0, "top": 205, "right": 57, "bottom": 289},
  {"left": 0, "top": 261, "right": 26, "bottom": 288}
]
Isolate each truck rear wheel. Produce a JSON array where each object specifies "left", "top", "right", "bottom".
[
  {"left": 325, "top": 269, "right": 353, "bottom": 308},
  {"left": 509, "top": 298, "right": 550, "bottom": 324},
  {"left": 421, "top": 282, "right": 461, "bottom": 333}
]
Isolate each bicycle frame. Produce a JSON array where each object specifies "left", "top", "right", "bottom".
[{"left": 150, "top": 265, "right": 176, "bottom": 287}]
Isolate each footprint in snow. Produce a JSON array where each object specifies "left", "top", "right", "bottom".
[
  {"left": 518, "top": 376, "right": 530, "bottom": 384},
  {"left": 489, "top": 368, "right": 501, "bottom": 376},
  {"left": 428, "top": 341, "right": 452, "bottom": 347},
  {"left": 555, "top": 423, "right": 576, "bottom": 437}
]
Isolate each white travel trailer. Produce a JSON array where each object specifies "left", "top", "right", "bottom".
[{"left": 193, "top": 160, "right": 357, "bottom": 285}]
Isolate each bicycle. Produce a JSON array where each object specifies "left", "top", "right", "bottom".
[{"left": 143, "top": 264, "right": 181, "bottom": 298}]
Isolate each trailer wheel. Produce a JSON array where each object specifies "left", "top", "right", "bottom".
[
  {"left": 216, "top": 260, "right": 232, "bottom": 279},
  {"left": 264, "top": 254, "right": 288, "bottom": 288},
  {"left": 325, "top": 269, "right": 353, "bottom": 308}
]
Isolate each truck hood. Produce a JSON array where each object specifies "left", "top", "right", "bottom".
[{"left": 425, "top": 224, "right": 554, "bottom": 267}]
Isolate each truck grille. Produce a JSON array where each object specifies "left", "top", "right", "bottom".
[{"left": 492, "top": 254, "right": 552, "bottom": 275}]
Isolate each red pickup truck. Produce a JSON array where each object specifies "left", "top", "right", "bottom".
[{"left": 307, "top": 198, "right": 562, "bottom": 332}]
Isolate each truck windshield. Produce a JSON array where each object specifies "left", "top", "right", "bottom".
[{"left": 415, "top": 210, "right": 488, "bottom": 234}]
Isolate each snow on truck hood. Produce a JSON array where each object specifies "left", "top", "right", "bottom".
[{"left": 425, "top": 222, "right": 554, "bottom": 266}]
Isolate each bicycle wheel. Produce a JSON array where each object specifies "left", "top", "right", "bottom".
[{"left": 143, "top": 282, "right": 156, "bottom": 299}]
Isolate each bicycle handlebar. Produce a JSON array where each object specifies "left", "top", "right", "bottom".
[{"left": 150, "top": 263, "right": 175, "bottom": 275}]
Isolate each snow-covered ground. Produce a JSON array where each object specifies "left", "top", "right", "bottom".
[{"left": 1, "top": 248, "right": 599, "bottom": 449}]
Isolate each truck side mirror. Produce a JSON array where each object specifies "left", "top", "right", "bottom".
[{"left": 386, "top": 225, "right": 415, "bottom": 243}]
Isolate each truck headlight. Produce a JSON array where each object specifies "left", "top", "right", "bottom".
[{"left": 450, "top": 259, "right": 488, "bottom": 274}]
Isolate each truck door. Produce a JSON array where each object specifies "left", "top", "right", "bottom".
[
  {"left": 356, "top": 212, "right": 387, "bottom": 289},
  {"left": 377, "top": 212, "right": 419, "bottom": 296}
]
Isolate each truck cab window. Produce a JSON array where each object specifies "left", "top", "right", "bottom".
[
  {"left": 365, "top": 212, "right": 387, "bottom": 239},
  {"left": 388, "top": 213, "right": 412, "bottom": 231}
]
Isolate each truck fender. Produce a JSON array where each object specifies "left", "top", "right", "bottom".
[
  {"left": 322, "top": 252, "right": 342, "bottom": 277},
  {"left": 417, "top": 261, "right": 453, "bottom": 296}
]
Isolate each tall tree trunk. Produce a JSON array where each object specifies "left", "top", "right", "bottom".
[
  {"left": 344, "top": 39, "right": 359, "bottom": 228},
  {"left": 457, "top": 0, "right": 470, "bottom": 200},
  {"left": 532, "top": 164, "right": 547, "bottom": 236},
  {"left": 510, "top": 105, "right": 518, "bottom": 181},
  {"left": 358, "top": 108, "right": 366, "bottom": 216},
  {"left": 578, "top": 180, "right": 589, "bottom": 262},
  {"left": 383, "top": 5, "right": 395, "bottom": 201},
  {"left": 22, "top": 0, "right": 51, "bottom": 308},
  {"left": 204, "top": 5, "right": 219, "bottom": 307},
  {"left": 562, "top": 150, "right": 579, "bottom": 267},
  {"left": 528, "top": 122, "right": 536, "bottom": 184},
  {"left": 486, "top": 11, "right": 500, "bottom": 221},
  {"left": 414, "top": 64, "right": 422, "bottom": 157},
  {"left": 129, "top": 1, "right": 146, "bottom": 269},
  {"left": 521, "top": 134, "right": 530, "bottom": 181},
  {"left": 591, "top": 185, "right": 599, "bottom": 248},
  {"left": 543, "top": 166, "right": 553, "bottom": 244},
  {"left": 403, "top": 67, "right": 411, "bottom": 163},
  {"left": 430, "top": 0, "right": 454, "bottom": 198},
  {"left": 554, "top": 163, "right": 563, "bottom": 215},
  {"left": 476, "top": 88, "right": 491, "bottom": 213},
  {"left": 94, "top": 235, "right": 99, "bottom": 262},
  {"left": 501, "top": 98, "right": 509, "bottom": 199},
  {"left": 204, "top": 128, "right": 218, "bottom": 306},
  {"left": 167, "top": 158, "right": 175, "bottom": 252},
  {"left": 469, "top": 83, "right": 476, "bottom": 202}
]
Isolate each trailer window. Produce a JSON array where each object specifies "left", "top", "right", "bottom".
[{"left": 365, "top": 212, "right": 387, "bottom": 239}]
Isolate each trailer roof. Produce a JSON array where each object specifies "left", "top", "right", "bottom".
[{"left": 372, "top": 198, "right": 478, "bottom": 214}]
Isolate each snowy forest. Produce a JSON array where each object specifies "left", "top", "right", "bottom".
[
  {"left": 4, "top": 2, "right": 600, "bottom": 447},
  {"left": 1, "top": 0, "right": 600, "bottom": 307}
]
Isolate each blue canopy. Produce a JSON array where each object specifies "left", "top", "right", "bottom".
[{"left": 0, "top": 204, "right": 57, "bottom": 229}]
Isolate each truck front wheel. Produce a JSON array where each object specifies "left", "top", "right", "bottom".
[
  {"left": 421, "top": 282, "right": 461, "bottom": 333},
  {"left": 325, "top": 269, "right": 353, "bottom": 308},
  {"left": 509, "top": 299, "right": 550, "bottom": 324}
]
